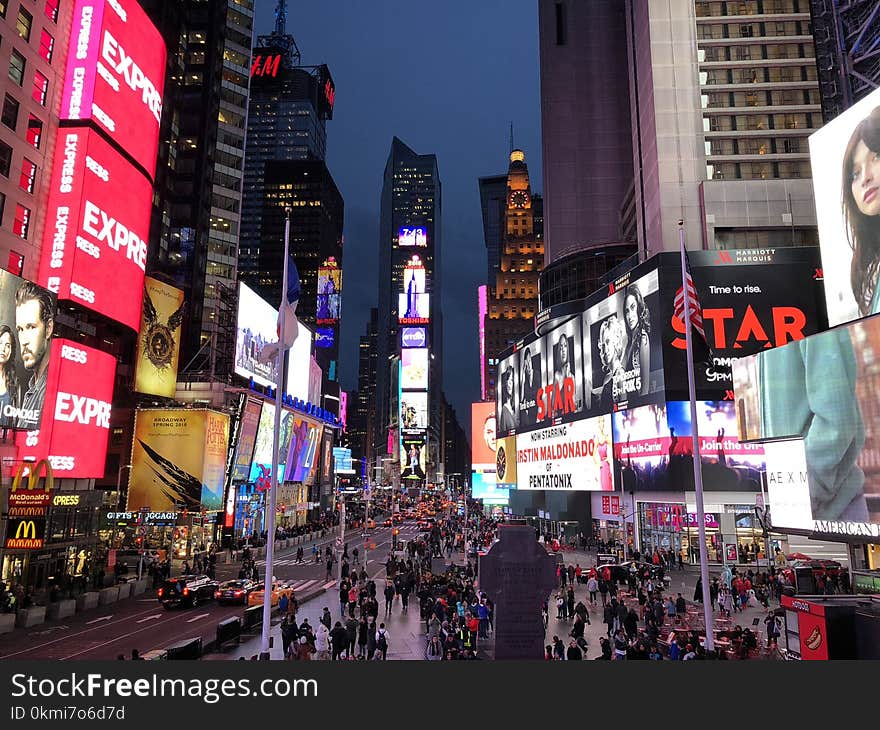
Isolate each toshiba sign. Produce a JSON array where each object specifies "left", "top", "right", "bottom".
[
  {"left": 38, "top": 127, "right": 151, "bottom": 331},
  {"left": 61, "top": 0, "right": 166, "bottom": 178},
  {"left": 15, "top": 339, "right": 116, "bottom": 478}
]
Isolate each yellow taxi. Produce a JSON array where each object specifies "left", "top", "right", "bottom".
[
  {"left": 366, "top": 518, "right": 376, "bottom": 530},
  {"left": 247, "top": 580, "right": 297, "bottom": 608}
]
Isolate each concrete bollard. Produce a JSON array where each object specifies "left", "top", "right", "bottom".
[
  {"left": 98, "top": 586, "right": 119, "bottom": 605},
  {"left": 15, "top": 606, "right": 46, "bottom": 628},
  {"left": 0, "top": 613, "right": 16, "bottom": 634},
  {"left": 132, "top": 579, "right": 149, "bottom": 596},
  {"left": 47, "top": 599, "right": 76, "bottom": 620},
  {"left": 116, "top": 582, "right": 132, "bottom": 600},
  {"left": 76, "top": 592, "right": 99, "bottom": 612}
]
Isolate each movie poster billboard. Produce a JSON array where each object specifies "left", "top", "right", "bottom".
[
  {"left": 231, "top": 399, "right": 262, "bottom": 482},
  {"left": 401, "top": 348, "right": 429, "bottom": 390},
  {"left": 515, "top": 415, "right": 613, "bottom": 491},
  {"left": 496, "top": 350, "right": 519, "bottom": 436},
  {"left": 134, "top": 277, "right": 185, "bottom": 398},
  {"left": 400, "top": 432, "right": 427, "bottom": 480},
  {"left": 0, "top": 270, "right": 57, "bottom": 430},
  {"left": 584, "top": 268, "right": 664, "bottom": 414},
  {"left": 128, "top": 409, "right": 230, "bottom": 512},
  {"left": 235, "top": 283, "right": 280, "bottom": 388},
  {"left": 733, "top": 313, "right": 880, "bottom": 538},
  {"left": 316, "top": 258, "right": 341, "bottom": 324},
  {"left": 471, "top": 402, "right": 496, "bottom": 468},
  {"left": 808, "top": 85, "right": 880, "bottom": 328},
  {"left": 661, "top": 248, "right": 826, "bottom": 401}
]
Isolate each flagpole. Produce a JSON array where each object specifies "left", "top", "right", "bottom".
[
  {"left": 259, "top": 208, "right": 290, "bottom": 659},
  {"left": 678, "top": 219, "right": 715, "bottom": 653}
]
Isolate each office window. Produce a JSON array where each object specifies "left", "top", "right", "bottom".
[
  {"left": 0, "top": 140, "right": 11, "bottom": 177},
  {"left": 26, "top": 114, "right": 42, "bottom": 148},
  {"left": 555, "top": 2, "right": 567, "bottom": 45},
  {"left": 19, "top": 158, "right": 36, "bottom": 194},
  {"left": 12, "top": 204, "right": 30, "bottom": 239},
  {"left": 44, "top": 0, "right": 59, "bottom": 23},
  {"left": 0, "top": 0, "right": 7, "bottom": 18},
  {"left": 9, "top": 50, "right": 26, "bottom": 86},
  {"left": 16, "top": 7, "right": 33, "bottom": 42},
  {"left": 38, "top": 30, "right": 54, "bottom": 62},
  {"left": 2, "top": 94, "right": 19, "bottom": 130},
  {"left": 32, "top": 71, "right": 48, "bottom": 106}
]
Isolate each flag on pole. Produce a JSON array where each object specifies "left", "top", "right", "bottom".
[
  {"left": 673, "top": 248, "right": 713, "bottom": 363},
  {"left": 256, "top": 254, "right": 300, "bottom": 365}
]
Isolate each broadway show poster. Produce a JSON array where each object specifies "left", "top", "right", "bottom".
[
  {"left": 584, "top": 268, "right": 664, "bottom": 415},
  {"left": 541, "top": 317, "right": 585, "bottom": 423},
  {"left": 496, "top": 350, "right": 519, "bottom": 436},
  {"left": 134, "top": 277, "right": 185, "bottom": 398},
  {"left": 231, "top": 399, "right": 263, "bottom": 482},
  {"left": 660, "top": 247, "right": 827, "bottom": 401},
  {"left": 128, "top": 409, "right": 230, "bottom": 512},
  {"left": 400, "top": 432, "right": 427, "bottom": 480},
  {"left": 516, "top": 335, "right": 544, "bottom": 431},
  {"left": 0, "top": 269, "right": 58, "bottom": 431}
]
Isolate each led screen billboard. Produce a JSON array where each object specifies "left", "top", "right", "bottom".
[
  {"left": 763, "top": 439, "right": 814, "bottom": 532},
  {"left": 471, "top": 469, "right": 508, "bottom": 505},
  {"left": 127, "top": 409, "right": 229, "bottom": 511},
  {"left": 286, "top": 415, "right": 322, "bottom": 483},
  {"left": 400, "top": 391, "right": 428, "bottom": 431},
  {"left": 515, "top": 415, "right": 613, "bottom": 491},
  {"left": 231, "top": 398, "right": 262, "bottom": 482},
  {"left": 249, "top": 403, "right": 296, "bottom": 486},
  {"left": 235, "top": 283, "right": 280, "bottom": 388},
  {"left": 333, "top": 447, "right": 354, "bottom": 474},
  {"left": 398, "top": 227, "right": 427, "bottom": 247},
  {"left": 14, "top": 339, "right": 116, "bottom": 478},
  {"left": 471, "top": 402, "right": 497, "bottom": 468},
  {"left": 401, "top": 327, "right": 427, "bottom": 349},
  {"left": 39, "top": 127, "right": 152, "bottom": 331},
  {"left": 0, "top": 271, "right": 58, "bottom": 431},
  {"left": 400, "top": 432, "right": 427, "bottom": 480},
  {"left": 285, "top": 320, "right": 312, "bottom": 402},
  {"left": 61, "top": 0, "right": 167, "bottom": 178},
  {"left": 134, "top": 277, "right": 185, "bottom": 398},
  {"left": 495, "top": 434, "right": 517, "bottom": 488},
  {"left": 398, "top": 292, "right": 430, "bottom": 324},
  {"left": 316, "top": 259, "right": 341, "bottom": 324},
  {"left": 660, "top": 248, "right": 826, "bottom": 401},
  {"left": 733, "top": 314, "right": 880, "bottom": 537},
  {"left": 315, "top": 327, "right": 335, "bottom": 348},
  {"left": 401, "top": 348, "right": 429, "bottom": 390},
  {"left": 809, "top": 85, "right": 880, "bottom": 328}
]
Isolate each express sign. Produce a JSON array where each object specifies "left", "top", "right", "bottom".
[
  {"left": 38, "top": 127, "right": 151, "bottom": 331},
  {"left": 61, "top": 0, "right": 166, "bottom": 179},
  {"left": 15, "top": 339, "right": 116, "bottom": 478}
]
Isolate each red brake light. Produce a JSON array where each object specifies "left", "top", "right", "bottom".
[
  {"left": 214, "top": 591, "right": 221, "bottom": 598},
  {"left": 183, "top": 588, "right": 189, "bottom": 596},
  {"left": 235, "top": 590, "right": 244, "bottom": 596},
  {"left": 158, "top": 588, "right": 163, "bottom": 596}
]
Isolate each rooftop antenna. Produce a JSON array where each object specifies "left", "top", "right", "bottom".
[
  {"left": 509, "top": 122, "right": 514, "bottom": 155},
  {"left": 274, "top": 0, "right": 287, "bottom": 36},
  {"left": 258, "top": 0, "right": 300, "bottom": 66}
]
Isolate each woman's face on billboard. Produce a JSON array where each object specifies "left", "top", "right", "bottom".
[{"left": 850, "top": 140, "right": 880, "bottom": 216}]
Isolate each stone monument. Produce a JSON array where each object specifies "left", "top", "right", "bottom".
[{"left": 478, "top": 523, "right": 557, "bottom": 660}]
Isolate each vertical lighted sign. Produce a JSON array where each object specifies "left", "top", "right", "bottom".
[{"left": 478, "top": 285, "right": 487, "bottom": 400}]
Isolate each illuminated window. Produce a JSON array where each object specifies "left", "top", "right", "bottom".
[
  {"left": 39, "top": 30, "right": 54, "bottom": 62},
  {"left": 2, "top": 94, "right": 19, "bottom": 130},
  {"left": 44, "top": 0, "right": 59, "bottom": 23},
  {"left": 19, "top": 158, "right": 36, "bottom": 193},
  {"left": 0, "top": 0, "right": 6, "bottom": 18},
  {"left": 26, "top": 114, "right": 42, "bottom": 148},
  {"left": 16, "top": 7, "right": 32, "bottom": 41},
  {"left": 32, "top": 71, "right": 48, "bottom": 105},
  {"left": 9, "top": 50, "right": 26, "bottom": 86},
  {"left": 13, "top": 204, "right": 30, "bottom": 239}
]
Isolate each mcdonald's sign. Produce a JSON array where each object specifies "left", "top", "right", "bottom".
[
  {"left": 7, "top": 459, "right": 54, "bottom": 512},
  {"left": 4, "top": 516, "right": 46, "bottom": 549}
]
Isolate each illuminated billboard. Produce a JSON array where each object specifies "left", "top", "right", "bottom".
[
  {"left": 401, "top": 348, "right": 429, "bottom": 390},
  {"left": 134, "top": 277, "right": 185, "bottom": 398},
  {"left": 286, "top": 416, "right": 322, "bottom": 483},
  {"left": 15, "top": 339, "right": 116, "bottom": 478},
  {"left": 400, "top": 432, "right": 427, "bottom": 480},
  {"left": 39, "top": 127, "right": 152, "bottom": 331},
  {"left": 315, "top": 327, "right": 335, "bottom": 348},
  {"left": 471, "top": 468, "right": 507, "bottom": 505},
  {"left": 0, "top": 270, "right": 57, "bottom": 431},
  {"left": 231, "top": 399, "right": 262, "bottom": 482},
  {"left": 401, "top": 327, "right": 427, "bottom": 348},
  {"left": 333, "top": 447, "right": 354, "bottom": 474},
  {"left": 61, "top": 0, "right": 167, "bottom": 178},
  {"left": 400, "top": 391, "right": 428, "bottom": 431},
  {"left": 398, "top": 293, "right": 429, "bottom": 324},
  {"left": 515, "top": 415, "right": 613, "bottom": 491},
  {"left": 249, "top": 403, "right": 293, "bottom": 486},
  {"left": 316, "top": 258, "right": 341, "bottom": 324},
  {"left": 235, "top": 283, "right": 281, "bottom": 388},
  {"left": 398, "top": 227, "right": 428, "bottom": 247},
  {"left": 471, "top": 402, "right": 497, "bottom": 468},
  {"left": 733, "top": 314, "right": 880, "bottom": 537},
  {"left": 127, "top": 409, "right": 230, "bottom": 512},
  {"left": 763, "top": 439, "right": 814, "bottom": 532},
  {"left": 285, "top": 320, "right": 312, "bottom": 402},
  {"left": 495, "top": 434, "right": 517, "bottom": 489},
  {"left": 809, "top": 85, "right": 880, "bottom": 327}
]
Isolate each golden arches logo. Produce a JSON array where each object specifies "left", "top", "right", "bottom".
[
  {"left": 14, "top": 520, "right": 37, "bottom": 540},
  {"left": 10, "top": 459, "right": 54, "bottom": 494}
]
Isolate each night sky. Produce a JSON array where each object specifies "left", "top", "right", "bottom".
[{"left": 254, "top": 1, "right": 543, "bottom": 442}]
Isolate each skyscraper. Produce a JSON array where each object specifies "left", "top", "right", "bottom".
[{"left": 375, "top": 137, "right": 442, "bottom": 484}]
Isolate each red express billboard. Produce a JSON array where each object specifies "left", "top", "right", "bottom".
[
  {"left": 38, "top": 127, "right": 151, "bottom": 331},
  {"left": 61, "top": 0, "right": 166, "bottom": 178},
  {"left": 15, "top": 339, "right": 116, "bottom": 478}
]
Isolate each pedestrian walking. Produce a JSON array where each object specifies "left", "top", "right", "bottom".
[{"left": 375, "top": 623, "right": 389, "bottom": 660}]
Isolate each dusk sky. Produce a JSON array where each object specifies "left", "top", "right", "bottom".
[{"left": 255, "top": 1, "right": 543, "bottom": 442}]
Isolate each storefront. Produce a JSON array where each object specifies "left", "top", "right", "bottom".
[{"left": 590, "top": 493, "right": 633, "bottom": 547}]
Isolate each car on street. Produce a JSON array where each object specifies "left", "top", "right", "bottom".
[
  {"left": 383, "top": 518, "right": 393, "bottom": 527},
  {"left": 595, "top": 560, "right": 662, "bottom": 584},
  {"left": 247, "top": 579, "right": 297, "bottom": 608},
  {"left": 366, "top": 519, "right": 376, "bottom": 530},
  {"left": 158, "top": 575, "right": 218, "bottom": 610},
  {"left": 214, "top": 579, "right": 258, "bottom": 605}
]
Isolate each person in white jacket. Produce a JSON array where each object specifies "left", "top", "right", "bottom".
[{"left": 315, "top": 622, "right": 330, "bottom": 660}]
